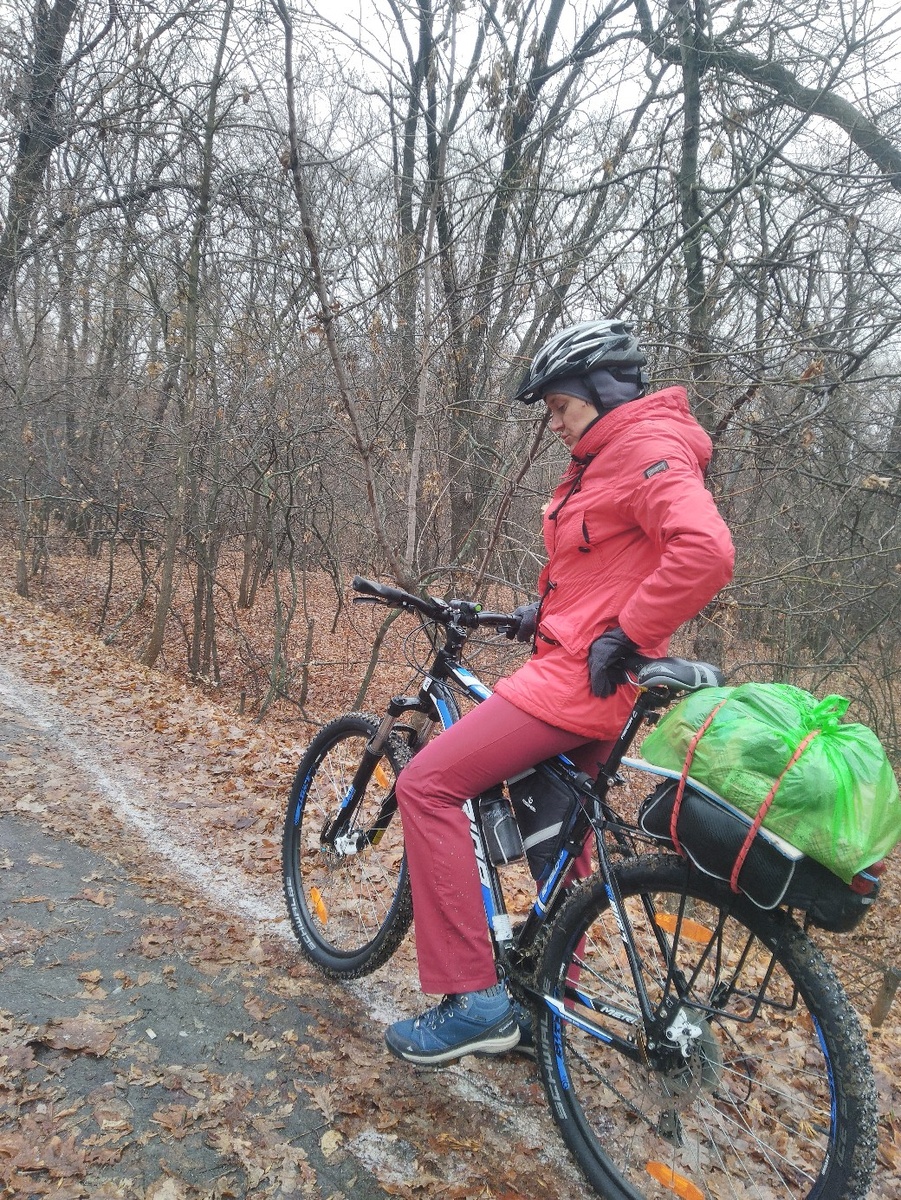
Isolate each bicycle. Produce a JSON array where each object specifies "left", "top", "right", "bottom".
[{"left": 282, "top": 576, "right": 877, "bottom": 1200}]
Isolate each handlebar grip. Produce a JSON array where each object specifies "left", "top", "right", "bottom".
[
  {"left": 351, "top": 576, "right": 444, "bottom": 619},
  {"left": 351, "top": 576, "right": 410, "bottom": 605},
  {"left": 476, "top": 611, "right": 518, "bottom": 629},
  {"left": 351, "top": 575, "right": 383, "bottom": 598}
]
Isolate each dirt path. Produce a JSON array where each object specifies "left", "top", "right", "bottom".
[
  {"left": 0, "top": 587, "right": 898, "bottom": 1198},
  {"left": 0, "top": 592, "right": 584, "bottom": 1200}
]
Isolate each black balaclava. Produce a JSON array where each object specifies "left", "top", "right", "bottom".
[{"left": 547, "top": 366, "right": 645, "bottom": 411}]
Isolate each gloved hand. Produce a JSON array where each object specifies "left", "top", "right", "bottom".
[
  {"left": 587, "top": 627, "right": 638, "bottom": 698},
  {"left": 506, "top": 601, "right": 540, "bottom": 643}
]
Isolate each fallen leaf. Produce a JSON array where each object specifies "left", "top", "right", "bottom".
[
  {"left": 320, "top": 1129, "right": 344, "bottom": 1159},
  {"left": 243, "top": 994, "right": 283, "bottom": 1021},
  {"left": 151, "top": 1104, "right": 192, "bottom": 1137},
  {"left": 91, "top": 1097, "right": 134, "bottom": 1135},
  {"left": 0, "top": 1045, "right": 36, "bottom": 1071},
  {"left": 33, "top": 1016, "right": 117, "bottom": 1056}
]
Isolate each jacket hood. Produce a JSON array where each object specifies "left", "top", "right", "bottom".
[{"left": 569, "top": 386, "right": 712, "bottom": 472}]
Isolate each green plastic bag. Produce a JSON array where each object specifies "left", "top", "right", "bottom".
[{"left": 639, "top": 682, "right": 901, "bottom": 884}]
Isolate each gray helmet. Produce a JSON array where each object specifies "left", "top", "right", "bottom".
[{"left": 513, "top": 319, "right": 648, "bottom": 404}]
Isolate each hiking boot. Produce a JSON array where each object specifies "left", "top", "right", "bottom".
[{"left": 385, "top": 985, "right": 520, "bottom": 1065}]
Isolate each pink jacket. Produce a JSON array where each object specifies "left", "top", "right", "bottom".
[{"left": 495, "top": 387, "right": 735, "bottom": 739}]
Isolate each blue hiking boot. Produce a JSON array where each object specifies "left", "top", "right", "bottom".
[{"left": 385, "top": 984, "right": 520, "bottom": 1065}]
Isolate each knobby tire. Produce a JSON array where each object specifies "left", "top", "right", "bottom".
[
  {"left": 282, "top": 712, "right": 413, "bottom": 977},
  {"left": 535, "top": 853, "right": 876, "bottom": 1200}
]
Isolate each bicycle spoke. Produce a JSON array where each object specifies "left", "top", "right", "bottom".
[
  {"left": 537, "top": 858, "right": 875, "bottom": 1200},
  {"left": 282, "top": 714, "right": 412, "bottom": 976}
]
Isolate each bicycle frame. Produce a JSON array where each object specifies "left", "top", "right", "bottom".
[
  {"left": 348, "top": 604, "right": 681, "bottom": 1048},
  {"left": 346, "top": 579, "right": 789, "bottom": 1054}
]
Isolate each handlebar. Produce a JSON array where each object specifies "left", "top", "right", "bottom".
[
  {"left": 351, "top": 576, "right": 515, "bottom": 633},
  {"left": 352, "top": 578, "right": 723, "bottom": 695}
]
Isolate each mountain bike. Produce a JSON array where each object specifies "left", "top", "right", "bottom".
[{"left": 282, "top": 577, "right": 877, "bottom": 1200}]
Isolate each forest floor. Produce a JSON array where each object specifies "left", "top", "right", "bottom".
[
  {"left": 0, "top": 582, "right": 584, "bottom": 1200},
  {"left": 1, "top": 548, "right": 899, "bottom": 1198}
]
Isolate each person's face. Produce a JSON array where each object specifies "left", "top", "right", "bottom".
[{"left": 543, "top": 391, "right": 598, "bottom": 450}]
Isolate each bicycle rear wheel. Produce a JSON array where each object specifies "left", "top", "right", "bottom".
[
  {"left": 535, "top": 853, "right": 876, "bottom": 1200},
  {"left": 282, "top": 712, "right": 413, "bottom": 977}
]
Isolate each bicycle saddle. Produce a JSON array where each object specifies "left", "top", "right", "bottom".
[{"left": 628, "top": 656, "right": 725, "bottom": 694}]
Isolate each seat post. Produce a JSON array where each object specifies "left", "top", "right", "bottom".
[{"left": 597, "top": 691, "right": 661, "bottom": 785}]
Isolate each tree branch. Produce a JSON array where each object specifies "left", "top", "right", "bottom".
[{"left": 713, "top": 47, "right": 901, "bottom": 191}]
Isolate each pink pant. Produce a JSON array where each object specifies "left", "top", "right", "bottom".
[{"left": 395, "top": 693, "right": 614, "bottom": 995}]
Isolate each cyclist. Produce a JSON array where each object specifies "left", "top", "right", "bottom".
[{"left": 385, "top": 319, "right": 735, "bottom": 1065}]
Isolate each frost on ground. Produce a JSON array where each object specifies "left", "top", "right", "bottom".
[{"left": 0, "top": 590, "right": 586, "bottom": 1200}]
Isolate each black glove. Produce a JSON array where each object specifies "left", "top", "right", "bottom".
[
  {"left": 506, "top": 601, "right": 540, "bottom": 643},
  {"left": 587, "top": 627, "right": 638, "bottom": 698}
]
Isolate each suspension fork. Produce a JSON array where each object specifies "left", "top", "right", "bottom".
[{"left": 320, "top": 694, "right": 434, "bottom": 846}]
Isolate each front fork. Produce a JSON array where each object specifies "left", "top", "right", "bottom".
[{"left": 320, "top": 695, "right": 437, "bottom": 849}]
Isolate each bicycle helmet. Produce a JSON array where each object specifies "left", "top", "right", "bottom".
[{"left": 513, "top": 319, "right": 648, "bottom": 404}]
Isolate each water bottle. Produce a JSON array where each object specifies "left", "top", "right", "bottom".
[{"left": 479, "top": 787, "right": 525, "bottom": 866}]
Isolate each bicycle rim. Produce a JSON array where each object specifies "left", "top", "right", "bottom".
[
  {"left": 282, "top": 712, "right": 413, "bottom": 976},
  {"left": 536, "top": 854, "right": 876, "bottom": 1200}
]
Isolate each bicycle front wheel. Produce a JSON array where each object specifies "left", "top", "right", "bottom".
[
  {"left": 536, "top": 853, "right": 876, "bottom": 1200},
  {"left": 282, "top": 712, "right": 413, "bottom": 977}
]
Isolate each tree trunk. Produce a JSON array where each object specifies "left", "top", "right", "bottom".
[
  {"left": 141, "top": 0, "right": 234, "bottom": 668},
  {"left": 0, "top": 0, "right": 81, "bottom": 312}
]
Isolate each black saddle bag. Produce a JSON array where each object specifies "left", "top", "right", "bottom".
[{"left": 638, "top": 780, "right": 878, "bottom": 933}]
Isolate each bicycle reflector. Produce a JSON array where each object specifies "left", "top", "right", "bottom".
[
  {"left": 654, "top": 911, "right": 714, "bottom": 945},
  {"left": 850, "top": 860, "right": 886, "bottom": 895},
  {"left": 309, "top": 887, "right": 329, "bottom": 923},
  {"left": 373, "top": 762, "right": 390, "bottom": 789},
  {"left": 646, "top": 1162, "right": 704, "bottom": 1200}
]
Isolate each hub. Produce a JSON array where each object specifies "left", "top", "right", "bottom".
[{"left": 647, "top": 1007, "right": 724, "bottom": 1106}]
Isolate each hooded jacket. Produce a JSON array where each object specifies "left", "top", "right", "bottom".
[{"left": 495, "top": 386, "right": 735, "bottom": 739}]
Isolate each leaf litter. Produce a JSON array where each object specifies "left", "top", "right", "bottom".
[{"left": 0, "top": 582, "right": 897, "bottom": 1199}]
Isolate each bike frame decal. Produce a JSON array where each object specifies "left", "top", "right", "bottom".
[
  {"left": 432, "top": 697, "right": 455, "bottom": 729},
  {"left": 464, "top": 798, "right": 497, "bottom": 921},
  {"left": 567, "top": 987, "right": 642, "bottom": 1028},
  {"left": 452, "top": 664, "right": 492, "bottom": 701},
  {"left": 533, "top": 856, "right": 569, "bottom": 916},
  {"left": 421, "top": 676, "right": 458, "bottom": 730},
  {"left": 544, "top": 995, "right": 616, "bottom": 1043}
]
